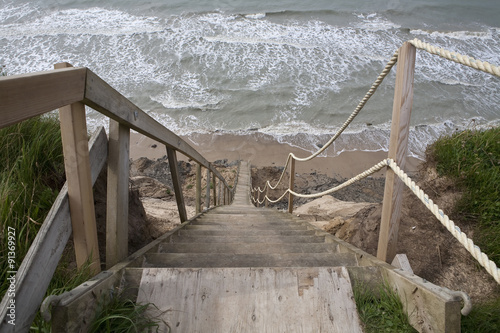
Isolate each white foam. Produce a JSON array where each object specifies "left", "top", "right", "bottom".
[
  {"left": 245, "top": 13, "right": 266, "bottom": 19},
  {"left": 0, "top": 7, "right": 162, "bottom": 37}
]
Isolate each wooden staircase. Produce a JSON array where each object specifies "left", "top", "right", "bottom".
[{"left": 49, "top": 162, "right": 463, "bottom": 332}]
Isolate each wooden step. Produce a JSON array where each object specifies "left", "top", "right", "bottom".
[
  {"left": 141, "top": 252, "right": 358, "bottom": 268},
  {"left": 175, "top": 229, "right": 317, "bottom": 237},
  {"left": 135, "top": 267, "right": 362, "bottom": 332},
  {"left": 158, "top": 242, "right": 340, "bottom": 254},
  {"left": 185, "top": 224, "right": 309, "bottom": 231},
  {"left": 168, "top": 235, "right": 326, "bottom": 244}
]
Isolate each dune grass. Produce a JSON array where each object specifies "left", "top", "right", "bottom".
[
  {"left": 427, "top": 127, "right": 500, "bottom": 266},
  {"left": 0, "top": 116, "right": 65, "bottom": 296},
  {"left": 353, "top": 281, "right": 416, "bottom": 332},
  {"left": 427, "top": 127, "right": 500, "bottom": 332}
]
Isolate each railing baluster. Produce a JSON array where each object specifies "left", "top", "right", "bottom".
[
  {"left": 55, "top": 62, "right": 100, "bottom": 274},
  {"left": 212, "top": 173, "right": 217, "bottom": 207},
  {"left": 167, "top": 148, "right": 188, "bottom": 222},
  {"left": 196, "top": 164, "right": 202, "bottom": 214},
  {"left": 206, "top": 167, "right": 211, "bottom": 210},
  {"left": 106, "top": 119, "right": 130, "bottom": 268},
  {"left": 288, "top": 159, "right": 296, "bottom": 213}
]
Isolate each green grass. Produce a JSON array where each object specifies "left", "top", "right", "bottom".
[
  {"left": 427, "top": 127, "right": 500, "bottom": 332},
  {"left": 89, "top": 289, "right": 163, "bottom": 333},
  {"left": 353, "top": 281, "right": 416, "bottom": 332},
  {"left": 427, "top": 127, "right": 500, "bottom": 266},
  {"left": 0, "top": 116, "right": 65, "bottom": 296}
]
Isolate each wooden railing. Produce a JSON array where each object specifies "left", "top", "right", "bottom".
[{"left": 0, "top": 63, "right": 234, "bottom": 331}]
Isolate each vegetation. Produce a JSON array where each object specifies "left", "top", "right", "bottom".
[
  {"left": 89, "top": 290, "right": 162, "bottom": 333},
  {"left": 353, "top": 281, "right": 416, "bottom": 332},
  {"left": 428, "top": 127, "right": 499, "bottom": 266},
  {"left": 427, "top": 127, "right": 500, "bottom": 332},
  {"left": 0, "top": 116, "right": 65, "bottom": 296}
]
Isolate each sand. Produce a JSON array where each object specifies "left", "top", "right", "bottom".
[{"left": 129, "top": 131, "right": 423, "bottom": 179}]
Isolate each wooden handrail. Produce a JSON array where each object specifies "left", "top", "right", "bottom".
[
  {"left": 0, "top": 67, "right": 86, "bottom": 129},
  {"left": 0, "top": 66, "right": 235, "bottom": 330}
]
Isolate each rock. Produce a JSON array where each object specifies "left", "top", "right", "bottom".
[
  {"left": 294, "top": 195, "right": 375, "bottom": 221},
  {"left": 130, "top": 176, "right": 173, "bottom": 199}
]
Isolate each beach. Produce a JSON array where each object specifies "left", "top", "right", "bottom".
[{"left": 130, "top": 131, "right": 422, "bottom": 179}]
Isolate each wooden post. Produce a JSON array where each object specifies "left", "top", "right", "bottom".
[
  {"left": 377, "top": 42, "right": 416, "bottom": 263},
  {"left": 55, "top": 62, "right": 100, "bottom": 274},
  {"left": 265, "top": 188, "right": 269, "bottom": 208},
  {"left": 206, "top": 168, "right": 211, "bottom": 210},
  {"left": 167, "top": 147, "right": 188, "bottom": 222},
  {"left": 212, "top": 173, "right": 217, "bottom": 207},
  {"left": 196, "top": 164, "right": 202, "bottom": 214},
  {"left": 288, "top": 159, "right": 296, "bottom": 214},
  {"left": 106, "top": 119, "right": 130, "bottom": 269}
]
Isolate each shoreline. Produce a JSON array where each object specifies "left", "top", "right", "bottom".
[{"left": 129, "top": 131, "right": 423, "bottom": 179}]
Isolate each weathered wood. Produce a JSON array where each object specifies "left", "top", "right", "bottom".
[
  {"left": 288, "top": 158, "right": 296, "bottom": 213},
  {"left": 391, "top": 253, "right": 414, "bottom": 274},
  {"left": 196, "top": 164, "right": 202, "bottom": 214},
  {"left": 206, "top": 167, "right": 211, "bottom": 210},
  {"left": 0, "top": 127, "right": 108, "bottom": 332},
  {"left": 137, "top": 267, "right": 363, "bottom": 332},
  {"left": 83, "top": 69, "right": 228, "bottom": 188},
  {"left": 56, "top": 63, "right": 101, "bottom": 274},
  {"left": 212, "top": 173, "right": 217, "bottom": 206},
  {"left": 167, "top": 147, "right": 188, "bottom": 222},
  {"left": 50, "top": 213, "right": 197, "bottom": 333},
  {"left": 377, "top": 42, "right": 416, "bottom": 263},
  {"left": 106, "top": 119, "right": 130, "bottom": 268},
  {"left": 0, "top": 67, "right": 86, "bottom": 129}
]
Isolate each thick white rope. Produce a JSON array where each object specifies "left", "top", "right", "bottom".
[
  {"left": 409, "top": 38, "right": 500, "bottom": 77},
  {"left": 386, "top": 158, "right": 500, "bottom": 284}
]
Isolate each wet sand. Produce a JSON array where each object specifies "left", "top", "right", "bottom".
[{"left": 129, "top": 131, "right": 422, "bottom": 179}]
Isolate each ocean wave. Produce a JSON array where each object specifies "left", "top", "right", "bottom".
[
  {"left": 410, "top": 28, "right": 494, "bottom": 40},
  {"left": 0, "top": 7, "right": 162, "bottom": 37}
]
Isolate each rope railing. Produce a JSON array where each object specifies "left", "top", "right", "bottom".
[
  {"left": 409, "top": 39, "right": 500, "bottom": 77},
  {"left": 252, "top": 38, "right": 500, "bottom": 199},
  {"left": 250, "top": 38, "right": 500, "bottom": 284},
  {"left": 385, "top": 158, "right": 500, "bottom": 284},
  {"left": 252, "top": 158, "right": 500, "bottom": 284}
]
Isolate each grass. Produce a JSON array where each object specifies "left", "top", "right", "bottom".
[
  {"left": 0, "top": 116, "right": 65, "bottom": 296},
  {"left": 427, "top": 127, "right": 500, "bottom": 332},
  {"left": 89, "top": 289, "right": 163, "bottom": 333},
  {"left": 353, "top": 281, "right": 416, "bottom": 332},
  {"left": 427, "top": 127, "right": 500, "bottom": 266}
]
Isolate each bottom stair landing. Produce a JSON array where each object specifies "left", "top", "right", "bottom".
[{"left": 137, "top": 267, "right": 362, "bottom": 332}]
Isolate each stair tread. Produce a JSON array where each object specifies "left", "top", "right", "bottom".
[
  {"left": 159, "top": 242, "right": 339, "bottom": 254},
  {"left": 168, "top": 235, "right": 326, "bottom": 243},
  {"left": 141, "top": 252, "right": 358, "bottom": 268},
  {"left": 135, "top": 267, "right": 363, "bottom": 332}
]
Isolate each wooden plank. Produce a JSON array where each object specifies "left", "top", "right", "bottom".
[
  {"left": 57, "top": 63, "right": 101, "bottom": 274},
  {"left": 82, "top": 69, "right": 229, "bottom": 188},
  {"left": 106, "top": 119, "right": 130, "bottom": 268},
  {"left": 136, "top": 267, "right": 363, "bottom": 332},
  {"left": 206, "top": 167, "right": 211, "bottom": 210},
  {"left": 49, "top": 211, "right": 199, "bottom": 333},
  {"left": 196, "top": 164, "right": 202, "bottom": 214},
  {"left": 212, "top": 173, "right": 217, "bottom": 207},
  {"left": 0, "top": 67, "right": 86, "bottom": 129},
  {"left": 167, "top": 147, "right": 188, "bottom": 222},
  {"left": 377, "top": 42, "right": 416, "bottom": 263},
  {"left": 288, "top": 158, "right": 296, "bottom": 213},
  {"left": 0, "top": 127, "right": 108, "bottom": 332}
]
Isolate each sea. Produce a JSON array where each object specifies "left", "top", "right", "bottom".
[{"left": 1, "top": 0, "right": 499, "bottom": 159}]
